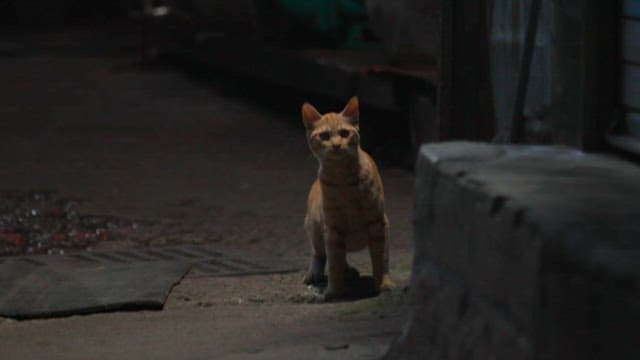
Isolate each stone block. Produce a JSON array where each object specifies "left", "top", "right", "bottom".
[{"left": 387, "top": 141, "right": 640, "bottom": 359}]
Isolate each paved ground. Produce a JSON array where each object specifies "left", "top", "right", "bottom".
[{"left": 0, "top": 24, "right": 415, "bottom": 359}]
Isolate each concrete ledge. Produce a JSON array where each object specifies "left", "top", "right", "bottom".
[
  {"left": 387, "top": 261, "right": 533, "bottom": 360},
  {"left": 176, "top": 42, "right": 437, "bottom": 111},
  {"left": 387, "top": 141, "right": 640, "bottom": 359}
]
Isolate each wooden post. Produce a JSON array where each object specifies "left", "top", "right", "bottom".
[{"left": 438, "top": 0, "right": 496, "bottom": 141}]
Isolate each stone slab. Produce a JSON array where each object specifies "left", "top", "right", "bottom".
[{"left": 0, "top": 258, "right": 190, "bottom": 320}]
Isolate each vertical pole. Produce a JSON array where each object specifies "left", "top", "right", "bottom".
[{"left": 510, "top": 0, "right": 543, "bottom": 143}]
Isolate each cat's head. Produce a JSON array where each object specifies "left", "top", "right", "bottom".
[{"left": 301, "top": 96, "right": 361, "bottom": 161}]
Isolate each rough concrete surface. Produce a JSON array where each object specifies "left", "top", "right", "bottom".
[
  {"left": 387, "top": 141, "right": 640, "bottom": 359},
  {"left": 0, "top": 24, "right": 415, "bottom": 359}
]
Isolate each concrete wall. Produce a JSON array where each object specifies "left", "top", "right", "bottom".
[{"left": 386, "top": 142, "right": 640, "bottom": 359}]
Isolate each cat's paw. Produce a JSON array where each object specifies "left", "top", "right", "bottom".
[
  {"left": 303, "top": 257, "right": 327, "bottom": 285},
  {"left": 377, "top": 274, "right": 395, "bottom": 292},
  {"left": 322, "top": 286, "right": 346, "bottom": 302}
]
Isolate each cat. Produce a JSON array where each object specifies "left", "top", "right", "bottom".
[{"left": 301, "top": 96, "right": 394, "bottom": 301}]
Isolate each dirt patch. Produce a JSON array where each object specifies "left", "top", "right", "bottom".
[{"left": 0, "top": 190, "right": 136, "bottom": 256}]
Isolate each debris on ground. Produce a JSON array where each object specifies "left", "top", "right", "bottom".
[{"left": 0, "top": 190, "right": 137, "bottom": 256}]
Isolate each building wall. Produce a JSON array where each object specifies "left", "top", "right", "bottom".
[{"left": 622, "top": 0, "right": 640, "bottom": 140}]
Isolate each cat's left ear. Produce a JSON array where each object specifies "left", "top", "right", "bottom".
[
  {"left": 302, "top": 102, "right": 322, "bottom": 129},
  {"left": 341, "top": 96, "right": 359, "bottom": 126}
]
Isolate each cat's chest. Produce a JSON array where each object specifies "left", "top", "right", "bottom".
[
  {"left": 322, "top": 181, "right": 372, "bottom": 206},
  {"left": 321, "top": 182, "right": 382, "bottom": 226}
]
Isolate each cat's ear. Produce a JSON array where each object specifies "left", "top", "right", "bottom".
[
  {"left": 302, "top": 102, "right": 322, "bottom": 129},
  {"left": 341, "top": 96, "right": 359, "bottom": 126}
]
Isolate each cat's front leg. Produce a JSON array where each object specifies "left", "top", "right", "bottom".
[
  {"left": 303, "top": 218, "right": 327, "bottom": 285},
  {"left": 369, "top": 220, "right": 395, "bottom": 292},
  {"left": 323, "top": 230, "right": 347, "bottom": 301}
]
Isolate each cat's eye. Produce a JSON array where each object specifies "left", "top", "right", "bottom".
[
  {"left": 338, "top": 129, "right": 350, "bottom": 138},
  {"left": 318, "top": 131, "right": 331, "bottom": 141}
]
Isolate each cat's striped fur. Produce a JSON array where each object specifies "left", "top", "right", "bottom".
[{"left": 302, "top": 96, "right": 394, "bottom": 300}]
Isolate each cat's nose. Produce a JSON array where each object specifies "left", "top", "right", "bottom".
[{"left": 332, "top": 143, "right": 341, "bottom": 150}]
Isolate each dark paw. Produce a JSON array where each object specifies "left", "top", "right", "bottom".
[
  {"left": 304, "top": 256, "right": 326, "bottom": 285},
  {"left": 303, "top": 272, "right": 327, "bottom": 285}
]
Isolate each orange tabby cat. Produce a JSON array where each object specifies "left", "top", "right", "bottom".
[{"left": 302, "top": 96, "right": 394, "bottom": 300}]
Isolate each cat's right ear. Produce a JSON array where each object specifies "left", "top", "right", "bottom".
[
  {"left": 302, "top": 102, "right": 322, "bottom": 129},
  {"left": 341, "top": 96, "right": 359, "bottom": 126}
]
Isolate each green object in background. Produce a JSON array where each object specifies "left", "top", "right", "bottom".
[
  {"left": 276, "top": 0, "right": 340, "bottom": 33},
  {"left": 274, "top": 0, "right": 376, "bottom": 49}
]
